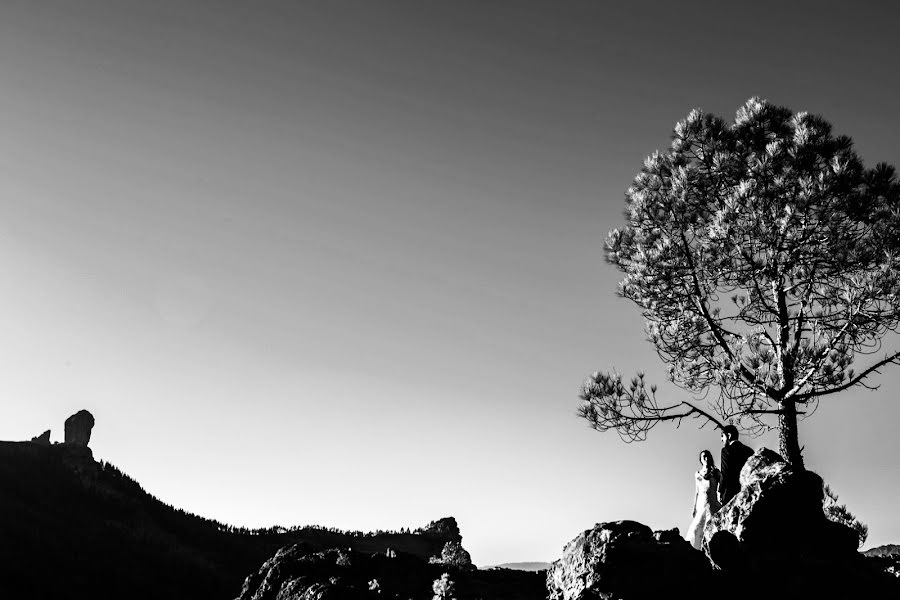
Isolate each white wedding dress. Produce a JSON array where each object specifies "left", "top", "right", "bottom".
[{"left": 686, "top": 468, "right": 722, "bottom": 550}]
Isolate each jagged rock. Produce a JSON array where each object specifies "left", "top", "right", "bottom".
[
  {"left": 428, "top": 540, "right": 474, "bottom": 570},
  {"left": 548, "top": 516, "right": 900, "bottom": 600},
  {"left": 419, "top": 517, "right": 462, "bottom": 543},
  {"left": 698, "top": 448, "right": 900, "bottom": 599},
  {"left": 546, "top": 520, "right": 712, "bottom": 600},
  {"left": 703, "top": 447, "right": 855, "bottom": 560},
  {"left": 30, "top": 430, "right": 51, "bottom": 446},
  {"left": 236, "top": 544, "right": 431, "bottom": 600},
  {"left": 237, "top": 539, "right": 544, "bottom": 600},
  {"left": 64, "top": 410, "right": 95, "bottom": 447},
  {"left": 738, "top": 446, "right": 786, "bottom": 487}
]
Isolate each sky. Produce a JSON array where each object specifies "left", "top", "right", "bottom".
[{"left": 1, "top": 1, "right": 899, "bottom": 566}]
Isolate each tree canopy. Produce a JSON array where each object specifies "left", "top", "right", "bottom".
[{"left": 579, "top": 98, "right": 900, "bottom": 467}]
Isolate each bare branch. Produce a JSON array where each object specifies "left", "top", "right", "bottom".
[
  {"left": 797, "top": 350, "right": 900, "bottom": 401},
  {"left": 579, "top": 371, "right": 725, "bottom": 442}
]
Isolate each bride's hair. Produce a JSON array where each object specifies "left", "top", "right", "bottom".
[{"left": 698, "top": 450, "right": 718, "bottom": 479}]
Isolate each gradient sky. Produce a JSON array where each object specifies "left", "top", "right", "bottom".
[{"left": 1, "top": 1, "right": 899, "bottom": 566}]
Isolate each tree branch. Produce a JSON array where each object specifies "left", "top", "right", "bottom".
[
  {"left": 796, "top": 350, "right": 900, "bottom": 401},
  {"left": 675, "top": 227, "right": 765, "bottom": 394}
]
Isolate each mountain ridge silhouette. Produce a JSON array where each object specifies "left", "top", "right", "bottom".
[{"left": 0, "top": 440, "right": 464, "bottom": 599}]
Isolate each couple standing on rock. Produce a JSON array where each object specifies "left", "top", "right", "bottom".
[{"left": 685, "top": 425, "right": 754, "bottom": 550}]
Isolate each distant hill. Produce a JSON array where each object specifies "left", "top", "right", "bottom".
[
  {"left": 489, "top": 562, "right": 551, "bottom": 572},
  {"left": 864, "top": 544, "right": 900, "bottom": 557},
  {"left": 0, "top": 441, "right": 464, "bottom": 599}
]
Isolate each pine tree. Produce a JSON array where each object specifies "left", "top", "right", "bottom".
[{"left": 580, "top": 98, "right": 900, "bottom": 468}]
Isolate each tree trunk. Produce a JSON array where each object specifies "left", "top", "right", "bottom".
[{"left": 778, "top": 399, "right": 804, "bottom": 470}]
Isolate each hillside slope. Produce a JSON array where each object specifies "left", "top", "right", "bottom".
[{"left": 0, "top": 441, "right": 461, "bottom": 599}]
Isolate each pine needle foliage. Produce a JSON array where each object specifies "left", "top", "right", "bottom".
[
  {"left": 580, "top": 98, "right": 900, "bottom": 467},
  {"left": 823, "top": 484, "right": 868, "bottom": 547}
]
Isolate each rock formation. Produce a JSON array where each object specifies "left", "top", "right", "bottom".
[
  {"left": 699, "top": 447, "right": 896, "bottom": 598},
  {"left": 30, "top": 430, "right": 51, "bottom": 446},
  {"left": 64, "top": 410, "right": 95, "bottom": 447},
  {"left": 235, "top": 517, "right": 547, "bottom": 600},
  {"left": 703, "top": 447, "right": 858, "bottom": 561},
  {"left": 547, "top": 451, "right": 900, "bottom": 600},
  {"left": 236, "top": 541, "right": 544, "bottom": 600},
  {"left": 429, "top": 541, "right": 474, "bottom": 570},
  {"left": 419, "top": 517, "right": 463, "bottom": 543},
  {"left": 546, "top": 520, "right": 712, "bottom": 600},
  {"left": 237, "top": 544, "right": 419, "bottom": 600}
]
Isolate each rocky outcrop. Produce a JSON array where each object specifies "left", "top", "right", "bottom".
[
  {"left": 236, "top": 542, "right": 544, "bottom": 600},
  {"left": 64, "top": 410, "right": 95, "bottom": 447},
  {"left": 419, "top": 517, "right": 463, "bottom": 543},
  {"left": 237, "top": 544, "right": 420, "bottom": 600},
  {"left": 30, "top": 430, "right": 52, "bottom": 445},
  {"left": 548, "top": 451, "right": 900, "bottom": 600},
  {"left": 703, "top": 448, "right": 857, "bottom": 561},
  {"left": 429, "top": 540, "right": 474, "bottom": 570},
  {"left": 697, "top": 448, "right": 899, "bottom": 598},
  {"left": 546, "top": 520, "right": 712, "bottom": 600},
  {"left": 548, "top": 516, "right": 899, "bottom": 600}
]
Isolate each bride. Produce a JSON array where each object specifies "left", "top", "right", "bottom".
[{"left": 686, "top": 449, "right": 722, "bottom": 550}]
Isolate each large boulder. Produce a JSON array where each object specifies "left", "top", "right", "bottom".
[
  {"left": 64, "top": 410, "right": 95, "bottom": 447},
  {"left": 703, "top": 447, "right": 855, "bottom": 560},
  {"left": 547, "top": 453, "right": 900, "bottom": 600},
  {"left": 701, "top": 448, "right": 900, "bottom": 599},
  {"left": 546, "top": 520, "right": 713, "bottom": 600}
]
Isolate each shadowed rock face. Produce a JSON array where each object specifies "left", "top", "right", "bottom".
[
  {"left": 697, "top": 448, "right": 899, "bottom": 598},
  {"left": 546, "top": 520, "right": 712, "bottom": 600},
  {"left": 429, "top": 540, "right": 474, "bottom": 570},
  {"left": 236, "top": 543, "right": 545, "bottom": 600},
  {"left": 420, "top": 517, "right": 463, "bottom": 543},
  {"left": 236, "top": 544, "right": 424, "bottom": 600},
  {"left": 64, "top": 410, "right": 95, "bottom": 447},
  {"left": 703, "top": 447, "right": 856, "bottom": 560}
]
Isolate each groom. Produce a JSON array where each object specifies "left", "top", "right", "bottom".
[{"left": 718, "top": 425, "right": 753, "bottom": 505}]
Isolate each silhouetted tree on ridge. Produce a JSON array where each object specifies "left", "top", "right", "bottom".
[{"left": 580, "top": 97, "right": 900, "bottom": 468}]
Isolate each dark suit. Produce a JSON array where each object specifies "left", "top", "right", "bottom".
[{"left": 720, "top": 440, "right": 753, "bottom": 504}]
